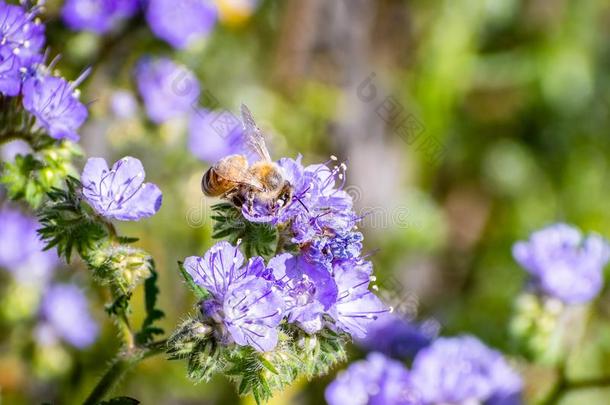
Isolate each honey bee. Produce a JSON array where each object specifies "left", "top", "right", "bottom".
[{"left": 201, "top": 104, "right": 293, "bottom": 211}]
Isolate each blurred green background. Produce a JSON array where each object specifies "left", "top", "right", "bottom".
[{"left": 2, "top": 0, "right": 610, "bottom": 403}]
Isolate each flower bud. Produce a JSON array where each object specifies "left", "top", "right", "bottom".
[{"left": 94, "top": 245, "right": 152, "bottom": 293}]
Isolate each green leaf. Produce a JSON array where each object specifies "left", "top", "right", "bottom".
[
  {"left": 105, "top": 293, "right": 131, "bottom": 317},
  {"left": 0, "top": 141, "right": 80, "bottom": 208},
  {"left": 37, "top": 178, "right": 108, "bottom": 263},
  {"left": 118, "top": 236, "right": 140, "bottom": 244},
  {"left": 177, "top": 261, "right": 209, "bottom": 300},
  {"left": 211, "top": 203, "right": 278, "bottom": 260},
  {"left": 135, "top": 268, "right": 165, "bottom": 345}
]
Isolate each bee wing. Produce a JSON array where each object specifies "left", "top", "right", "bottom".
[
  {"left": 214, "top": 157, "right": 266, "bottom": 191},
  {"left": 241, "top": 104, "right": 272, "bottom": 162}
]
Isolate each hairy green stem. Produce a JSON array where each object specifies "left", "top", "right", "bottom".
[{"left": 82, "top": 339, "right": 167, "bottom": 405}]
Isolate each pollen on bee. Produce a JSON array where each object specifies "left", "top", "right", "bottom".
[{"left": 330, "top": 155, "right": 338, "bottom": 161}]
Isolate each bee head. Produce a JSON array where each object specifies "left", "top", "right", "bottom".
[{"left": 276, "top": 181, "right": 293, "bottom": 207}]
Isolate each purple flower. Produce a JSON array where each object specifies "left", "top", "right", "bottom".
[
  {"left": 0, "top": 2, "right": 45, "bottom": 95},
  {"left": 0, "top": 3, "right": 44, "bottom": 61},
  {"left": 146, "top": 0, "right": 217, "bottom": 49},
  {"left": 22, "top": 74, "right": 88, "bottom": 141},
  {"left": 188, "top": 108, "right": 246, "bottom": 164},
  {"left": 0, "top": 206, "right": 58, "bottom": 285},
  {"left": 62, "top": 0, "right": 139, "bottom": 34},
  {"left": 329, "top": 260, "right": 388, "bottom": 337},
  {"left": 325, "top": 352, "right": 420, "bottom": 405},
  {"left": 513, "top": 223, "right": 610, "bottom": 304},
  {"left": 39, "top": 284, "right": 99, "bottom": 348},
  {"left": 410, "top": 336, "right": 522, "bottom": 405},
  {"left": 81, "top": 156, "right": 163, "bottom": 221},
  {"left": 356, "top": 313, "right": 432, "bottom": 360},
  {"left": 184, "top": 241, "right": 284, "bottom": 351},
  {"left": 134, "top": 57, "right": 200, "bottom": 123},
  {"left": 304, "top": 231, "right": 363, "bottom": 265},
  {"left": 268, "top": 253, "right": 338, "bottom": 334},
  {"left": 0, "top": 54, "right": 22, "bottom": 96}
]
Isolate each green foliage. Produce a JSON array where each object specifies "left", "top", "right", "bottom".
[
  {"left": 168, "top": 318, "right": 348, "bottom": 404},
  {"left": 37, "top": 177, "right": 108, "bottom": 262},
  {"left": 510, "top": 293, "right": 574, "bottom": 365},
  {"left": 211, "top": 203, "right": 278, "bottom": 260},
  {"left": 0, "top": 141, "right": 80, "bottom": 207},
  {"left": 167, "top": 319, "right": 218, "bottom": 381},
  {"left": 99, "top": 397, "right": 140, "bottom": 405},
  {"left": 292, "top": 326, "right": 348, "bottom": 378},
  {"left": 135, "top": 268, "right": 166, "bottom": 345},
  {"left": 106, "top": 292, "right": 132, "bottom": 318}
]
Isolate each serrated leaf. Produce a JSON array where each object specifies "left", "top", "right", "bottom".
[{"left": 135, "top": 268, "right": 165, "bottom": 345}]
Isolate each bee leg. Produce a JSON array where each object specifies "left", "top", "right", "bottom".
[
  {"left": 224, "top": 190, "right": 245, "bottom": 207},
  {"left": 232, "top": 194, "right": 246, "bottom": 207}
]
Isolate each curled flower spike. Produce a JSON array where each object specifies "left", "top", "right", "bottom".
[
  {"left": 81, "top": 156, "right": 163, "bottom": 221},
  {"left": 184, "top": 241, "right": 284, "bottom": 352},
  {"left": 22, "top": 73, "right": 88, "bottom": 141},
  {"left": 513, "top": 223, "right": 610, "bottom": 304}
]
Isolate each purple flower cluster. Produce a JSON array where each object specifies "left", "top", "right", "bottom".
[
  {"left": 0, "top": 2, "right": 88, "bottom": 141},
  {"left": 327, "top": 336, "right": 523, "bottom": 405},
  {"left": 38, "top": 284, "right": 99, "bottom": 348},
  {"left": 325, "top": 352, "right": 418, "bottom": 405},
  {"left": 184, "top": 241, "right": 283, "bottom": 351},
  {"left": 513, "top": 223, "right": 610, "bottom": 304},
  {"left": 62, "top": 0, "right": 139, "bottom": 34},
  {"left": 356, "top": 313, "right": 433, "bottom": 360},
  {"left": 184, "top": 239, "right": 385, "bottom": 351},
  {"left": 410, "top": 336, "right": 523, "bottom": 405},
  {"left": 0, "top": 206, "right": 58, "bottom": 285},
  {"left": 0, "top": 1, "right": 44, "bottom": 96},
  {"left": 246, "top": 155, "right": 386, "bottom": 336},
  {"left": 134, "top": 57, "right": 200, "bottom": 124},
  {"left": 146, "top": 0, "right": 218, "bottom": 49},
  {"left": 61, "top": 0, "right": 220, "bottom": 49},
  {"left": 81, "top": 156, "right": 163, "bottom": 221}
]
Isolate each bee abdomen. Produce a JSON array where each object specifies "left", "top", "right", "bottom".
[{"left": 201, "top": 168, "right": 228, "bottom": 197}]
